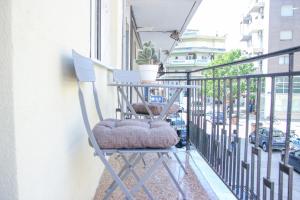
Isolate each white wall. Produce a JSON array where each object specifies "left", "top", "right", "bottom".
[
  {"left": 0, "top": 0, "right": 18, "bottom": 199},
  {"left": 0, "top": 0, "right": 122, "bottom": 199}
]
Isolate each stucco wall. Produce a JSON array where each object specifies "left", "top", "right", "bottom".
[
  {"left": 0, "top": 0, "right": 122, "bottom": 199},
  {"left": 0, "top": 0, "right": 18, "bottom": 199}
]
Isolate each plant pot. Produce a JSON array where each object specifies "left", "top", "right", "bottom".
[{"left": 138, "top": 64, "right": 159, "bottom": 83}]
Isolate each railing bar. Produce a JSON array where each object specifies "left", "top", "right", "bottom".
[
  {"left": 284, "top": 53, "right": 294, "bottom": 164},
  {"left": 186, "top": 72, "right": 191, "bottom": 150},
  {"left": 200, "top": 80, "right": 203, "bottom": 132},
  {"left": 223, "top": 79, "right": 227, "bottom": 131},
  {"left": 229, "top": 79, "right": 233, "bottom": 147},
  {"left": 236, "top": 138, "right": 241, "bottom": 196},
  {"left": 166, "top": 46, "right": 300, "bottom": 74},
  {"left": 158, "top": 71, "right": 300, "bottom": 82},
  {"left": 267, "top": 77, "right": 275, "bottom": 179},
  {"left": 197, "top": 80, "right": 201, "bottom": 149},
  {"left": 212, "top": 69, "right": 216, "bottom": 166},
  {"left": 204, "top": 80, "right": 207, "bottom": 158},
  {"left": 244, "top": 78, "right": 250, "bottom": 162},
  {"left": 255, "top": 78, "right": 261, "bottom": 147},
  {"left": 236, "top": 79, "right": 241, "bottom": 194},
  {"left": 222, "top": 79, "right": 227, "bottom": 179},
  {"left": 217, "top": 79, "right": 221, "bottom": 172}
]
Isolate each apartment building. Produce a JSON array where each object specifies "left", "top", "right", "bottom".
[
  {"left": 166, "top": 30, "right": 226, "bottom": 72},
  {"left": 240, "top": 0, "right": 300, "bottom": 119}
]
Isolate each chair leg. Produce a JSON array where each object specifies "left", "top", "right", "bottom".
[
  {"left": 173, "top": 152, "right": 188, "bottom": 174},
  {"left": 141, "top": 153, "right": 147, "bottom": 167},
  {"left": 104, "top": 153, "right": 142, "bottom": 200},
  {"left": 98, "top": 153, "right": 135, "bottom": 200},
  {"left": 158, "top": 153, "right": 186, "bottom": 200},
  {"left": 105, "top": 154, "right": 138, "bottom": 195},
  {"left": 120, "top": 154, "right": 154, "bottom": 200},
  {"left": 130, "top": 155, "right": 164, "bottom": 195}
]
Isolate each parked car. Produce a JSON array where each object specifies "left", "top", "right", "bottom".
[
  {"left": 175, "top": 128, "right": 187, "bottom": 148},
  {"left": 214, "top": 100, "right": 222, "bottom": 104},
  {"left": 288, "top": 150, "right": 300, "bottom": 172},
  {"left": 207, "top": 112, "right": 225, "bottom": 125},
  {"left": 290, "top": 131, "right": 300, "bottom": 150},
  {"left": 290, "top": 137, "right": 300, "bottom": 150},
  {"left": 169, "top": 117, "right": 186, "bottom": 130},
  {"left": 167, "top": 117, "right": 187, "bottom": 148},
  {"left": 249, "top": 127, "right": 286, "bottom": 152}
]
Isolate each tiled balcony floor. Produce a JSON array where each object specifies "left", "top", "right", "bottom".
[{"left": 94, "top": 150, "right": 211, "bottom": 200}]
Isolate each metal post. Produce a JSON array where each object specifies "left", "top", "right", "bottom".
[{"left": 186, "top": 72, "right": 191, "bottom": 150}]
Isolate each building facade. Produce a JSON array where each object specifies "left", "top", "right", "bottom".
[
  {"left": 165, "top": 30, "right": 226, "bottom": 72},
  {"left": 240, "top": 0, "right": 300, "bottom": 119}
]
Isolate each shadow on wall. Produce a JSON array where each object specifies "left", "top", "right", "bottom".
[{"left": 60, "top": 51, "right": 77, "bottom": 81}]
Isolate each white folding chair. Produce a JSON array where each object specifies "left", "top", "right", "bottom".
[{"left": 72, "top": 50, "right": 186, "bottom": 200}]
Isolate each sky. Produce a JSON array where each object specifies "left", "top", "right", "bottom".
[{"left": 187, "top": 0, "right": 250, "bottom": 50}]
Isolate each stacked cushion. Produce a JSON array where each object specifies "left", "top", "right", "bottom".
[
  {"left": 92, "top": 119, "right": 178, "bottom": 149},
  {"left": 132, "top": 103, "right": 180, "bottom": 115}
]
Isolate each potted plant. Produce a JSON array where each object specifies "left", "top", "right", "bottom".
[{"left": 136, "top": 41, "right": 159, "bottom": 82}]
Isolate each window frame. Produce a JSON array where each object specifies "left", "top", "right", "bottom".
[
  {"left": 279, "top": 55, "right": 289, "bottom": 65},
  {"left": 280, "top": 30, "right": 293, "bottom": 41},
  {"left": 90, "top": 0, "right": 101, "bottom": 60},
  {"left": 281, "top": 5, "right": 294, "bottom": 17}
]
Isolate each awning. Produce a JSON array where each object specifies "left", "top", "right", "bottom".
[{"left": 130, "top": 0, "right": 202, "bottom": 62}]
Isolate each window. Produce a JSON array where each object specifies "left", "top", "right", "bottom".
[
  {"left": 279, "top": 56, "right": 289, "bottom": 65},
  {"left": 186, "top": 53, "right": 196, "bottom": 60},
  {"left": 201, "top": 56, "right": 207, "bottom": 60},
  {"left": 281, "top": 5, "right": 294, "bottom": 16},
  {"left": 280, "top": 30, "right": 292, "bottom": 41},
  {"left": 275, "top": 77, "right": 300, "bottom": 93},
  {"left": 91, "top": 0, "right": 101, "bottom": 59}
]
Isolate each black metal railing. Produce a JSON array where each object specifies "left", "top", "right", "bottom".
[{"left": 158, "top": 46, "right": 300, "bottom": 200}]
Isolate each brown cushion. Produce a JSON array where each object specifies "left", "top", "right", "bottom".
[
  {"left": 132, "top": 103, "right": 180, "bottom": 115},
  {"left": 92, "top": 119, "right": 178, "bottom": 149}
]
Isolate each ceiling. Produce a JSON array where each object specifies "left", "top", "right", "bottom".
[{"left": 130, "top": 0, "right": 202, "bottom": 62}]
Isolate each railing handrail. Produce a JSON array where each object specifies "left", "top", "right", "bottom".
[{"left": 162, "top": 45, "right": 300, "bottom": 74}]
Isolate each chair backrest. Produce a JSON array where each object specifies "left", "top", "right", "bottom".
[
  {"left": 72, "top": 50, "right": 96, "bottom": 82},
  {"left": 72, "top": 50, "right": 104, "bottom": 154},
  {"left": 113, "top": 69, "right": 141, "bottom": 83},
  {"left": 72, "top": 50, "right": 103, "bottom": 122}
]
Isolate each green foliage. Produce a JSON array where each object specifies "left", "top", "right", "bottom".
[
  {"left": 203, "top": 49, "right": 256, "bottom": 98},
  {"left": 136, "top": 41, "right": 159, "bottom": 65}
]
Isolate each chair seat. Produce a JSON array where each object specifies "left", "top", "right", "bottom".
[
  {"left": 92, "top": 119, "right": 179, "bottom": 149},
  {"left": 132, "top": 103, "right": 180, "bottom": 115}
]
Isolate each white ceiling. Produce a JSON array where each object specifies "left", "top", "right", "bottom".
[{"left": 131, "top": 0, "right": 202, "bottom": 62}]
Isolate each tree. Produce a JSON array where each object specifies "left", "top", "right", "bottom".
[{"left": 203, "top": 49, "right": 256, "bottom": 99}]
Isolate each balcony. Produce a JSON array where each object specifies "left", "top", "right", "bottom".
[
  {"left": 2, "top": 0, "right": 300, "bottom": 199},
  {"left": 240, "top": 34, "right": 252, "bottom": 41},
  {"left": 241, "top": 14, "right": 252, "bottom": 24},
  {"left": 248, "top": 0, "right": 265, "bottom": 13},
  {"left": 252, "top": 47, "right": 264, "bottom": 54},
  {"left": 167, "top": 59, "right": 196, "bottom": 66},
  {"left": 166, "top": 59, "right": 210, "bottom": 67},
  {"left": 249, "top": 19, "right": 264, "bottom": 33}
]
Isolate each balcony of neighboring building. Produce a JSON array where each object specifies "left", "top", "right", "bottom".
[
  {"left": 240, "top": 33, "right": 252, "bottom": 41},
  {"left": 247, "top": 0, "right": 265, "bottom": 13},
  {"left": 241, "top": 14, "right": 252, "bottom": 24},
  {"left": 248, "top": 17, "right": 264, "bottom": 33},
  {"left": 166, "top": 58, "right": 211, "bottom": 68}
]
